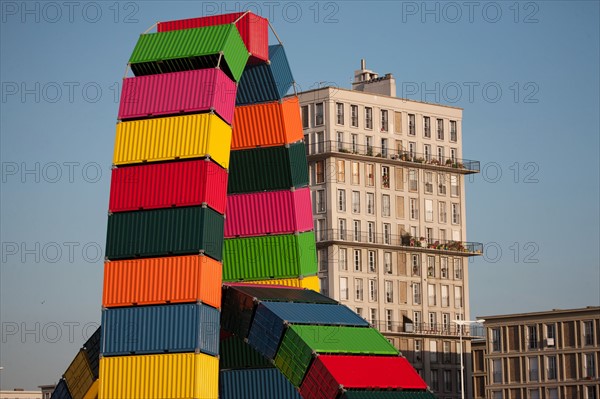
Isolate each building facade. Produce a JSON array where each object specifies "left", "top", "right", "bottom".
[
  {"left": 475, "top": 306, "right": 600, "bottom": 399},
  {"left": 298, "top": 60, "right": 482, "bottom": 398}
]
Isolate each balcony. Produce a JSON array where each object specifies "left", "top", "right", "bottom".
[
  {"left": 307, "top": 140, "right": 480, "bottom": 174},
  {"left": 316, "top": 229, "right": 483, "bottom": 256},
  {"left": 372, "top": 320, "right": 477, "bottom": 337}
]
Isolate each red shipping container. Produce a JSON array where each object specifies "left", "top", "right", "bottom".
[
  {"left": 109, "top": 159, "right": 228, "bottom": 214},
  {"left": 224, "top": 188, "right": 313, "bottom": 237},
  {"left": 157, "top": 12, "right": 268, "bottom": 63},
  {"left": 300, "top": 355, "right": 428, "bottom": 399},
  {"left": 118, "top": 69, "right": 237, "bottom": 124}
]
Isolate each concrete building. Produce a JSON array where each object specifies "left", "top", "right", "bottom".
[
  {"left": 0, "top": 390, "right": 42, "bottom": 399},
  {"left": 474, "top": 306, "right": 600, "bottom": 399},
  {"left": 37, "top": 385, "right": 55, "bottom": 399},
  {"left": 298, "top": 60, "right": 482, "bottom": 398}
]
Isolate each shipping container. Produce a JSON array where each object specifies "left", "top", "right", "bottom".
[
  {"left": 118, "top": 69, "right": 237, "bottom": 124},
  {"left": 224, "top": 188, "right": 313, "bottom": 237},
  {"left": 219, "top": 335, "right": 272, "bottom": 370},
  {"left": 113, "top": 114, "right": 232, "bottom": 169},
  {"left": 109, "top": 159, "right": 228, "bottom": 214},
  {"left": 157, "top": 12, "right": 269, "bottom": 63},
  {"left": 247, "top": 302, "right": 369, "bottom": 359},
  {"left": 129, "top": 24, "right": 249, "bottom": 82},
  {"left": 101, "top": 303, "right": 219, "bottom": 357},
  {"left": 105, "top": 206, "right": 224, "bottom": 261},
  {"left": 231, "top": 97, "right": 303, "bottom": 150},
  {"left": 240, "top": 275, "right": 320, "bottom": 291},
  {"left": 228, "top": 142, "right": 309, "bottom": 193},
  {"left": 275, "top": 325, "right": 399, "bottom": 386},
  {"left": 98, "top": 353, "right": 218, "bottom": 399},
  {"left": 82, "top": 327, "right": 101, "bottom": 379},
  {"left": 222, "top": 232, "right": 317, "bottom": 281},
  {"left": 299, "top": 355, "right": 428, "bottom": 399},
  {"left": 236, "top": 45, "right": 294, "bottom": 105},
  {"left": 51, "top": 379, "right": 72, "bottom": 399},
  {"left": 103, "top": 255, "right": 222, "bottom": 309},
  {"left": 340, "top": 391, "right": 436, "bottom": 399},
  {"left": 82, "top": 380, "right": 99, "bottom": 399},
  {"left": 220, "top": 368, "right": 301, "bottom": 399},
  {"left": 63, "top": 350, "right": 94, "bottom": 399}
]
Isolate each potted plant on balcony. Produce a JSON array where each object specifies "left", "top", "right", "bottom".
[
  {"left": 419, "top": 237, "right": 428, "bottom": 247},
  {"left": 366, "top": 148, "right": 373, "bottom": 156},
  {"left": 429, "top": 158, "right": 440, "bottom": 166},
  {"left": 445, "top": 159, "right": 453, "bottom": 166},
  {"left": 401, "top": 233, "right": 412, "bottom": 246},
  {"left": 415, "top": 157, "right": 425, "bottom": 164}
]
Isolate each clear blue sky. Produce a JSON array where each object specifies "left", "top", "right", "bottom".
[{"left": 1, "top": 0, "right": 598, "bottom": 390}]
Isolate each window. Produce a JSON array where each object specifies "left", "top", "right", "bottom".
[
  {"left": 547, "top": 388, "right": 558, "bottom": 399},
  {"left": 353, "top": 220, "right": 360, "bottom": 242},
  {"left": 585, "top": 353, "right": 596, "bottom": 377},
  {"left": 369, "top": 308, "right": 377, "bottom": 325},
  {"left": 528, "top": 325, "right": 538, "bottom": 349},
  {"left": 351, "top": 134, "right": 358, "bottom": 152},
  {"left": 587, "top": 386, "right": 597, "bottom": 399},
  {"left": 318, "top": 249, "right": 328, "bottom": 271},
  {"left": 366, "top": 193, "right": 375, "bottom": 214},
  {"left": 337, "top": 132, "right": 344, "bottom": 151},
  {"left": 353, "top": 249, "right": 362, "bottom": 271},
  {"left": 424, "top": 116, "right": 431, "bottom": 138},
  {"left": 339, "top": 248, "right": 347, "bottom": 271},
  {"left": 443, "top": 369, "right": 452, "bottom": 392},
  {"left": 491, "top": 328, "right": 501, "bottom": 352},
  {"left": 320, "top": 276, "right": 328, "bottom": 296},
  {"left": 394, "top": 111, "right": 402, "bottom": 134},
  {"left": 408, "top": 114, "right": 416, "bottom": 135},
  {"left": 438, "top": 173, "right": 447, "bottom": 195},
  {"left": 385, "top": 281, "right": 394, "bottom": 303},
  {"left": 408, "top": 141, "right": 416, "bottom": 159},
  {"left": 368, "top": 250, "right": 376, "bottom": 272},
  {"left": 441, "top": 285, "right": 449, "bottom": 307},
  {"left": 454, "top": 259, "right": 462, "bottom": 279},
  {"left": 316, "top": 189, "right": 326, "bottom": 213},
  {"left": 410, "top": 198, "right": 419, "bottom": 220},
  {"left": 382, "top": 166, "right": 390, "bottom": 188},
  {"left": 382, "top": 195, "right": 391, "bottom": 216},
  {"left": 384, "top": 252, "right": 392, "bottom": 274},
  {"left": 315, "top": 131, "right": 324, "bottom": 153},
  {"left": 365, "top": 107, "right": 372, "bottom": 129},
  {"left": 352, "top": 162, "right": 360, "bottom": 184},
  {"left": 437, "top": 146, "right": 445, "bottom": 163},
  {"left": 427, "top": 255, "right": 436, "bottom": 277},
  {"left": 381, "top": 138, "right": 388, "bottom": 157},
  {"left": 337, "top": 189, "right": 346, "bottom": 212},
  {"left": 340, "top": 277, "right": 348, "bottom": 300},
  {"left": 450, "top": 175, "right": 459, "bottom": 196},
  {"left": 584, "top": 320, "right": 595, "bottom": 345},
  {"left": 492, "top": 359, "right": 503, "bottom": 383},
  {"left": 424, "top": 144, "right": 431, "bottom": 161},
  {"left": 412, "top": 254, "right": 421, "bottom": 276},
  {"left": 529, "top": 390, "right": 540, "bottom": 399},
  {"left": 301, "top": 105, "right": 309, "bottom": 128},
  {"left": 383, "top": 223, "right": 391, "bottom": 245},
  {"left": 369, "top": 279, "right": 377, "bottom": 301},
  {"left": 440, "top": 257, "right": 448, "bottom": 278},
  {"left": 428, "top": 284, "right": 437, "bottom": 307},
  {"left": 450, "top": 148, "right": 457, "bottom": 163},
  {"left": 365, "top": 136, "right": 373, "bottom": 155},
  {"left": 413, "top": 312, "right": 422, "bottom": 329},
  {"left": 451, "top": 203, "right": 460, "bottom": 224},
  {"left": 439, "top": 201, "right": 447, "bottom": 223},
  {"left": 547, "top": 356, "right": 557, "bottom": 380},
  {"left": 414, "top": 338, "right": 423, "bottom": 361},
  {"left": 336, "top": 159, "right": 345, "bottom": 182},
  {"left": 408, "top": 169, "right": 418, "bottom": 191},
  {"left": 442, "top": 313, "right": 450, "bottom": 332},
  {"left": 437, "top": 118, "right": 444, "bottom": 140},
  {"left": 338, "top": 219, "right": 346, "bottom": 240},
  {"left": 351, "top": 105, "right": 358, "bottom": 127},
  {"left": 380, "top": 109, "right": 389, "bottom": 132},
  {"left": 529, "top": 357, "right": 539, "bottom": 381},
  {"left": 336, "top": 102, "right": 344, "bottom": 125},
  {"left": 424, "top": 172, "right": 433, "bottom": 193},
  {"left": 352, "top": 191, "right": 360, "bottom": 213},
  {"left": 430, "top": 341, "right": 438, "bottom": 363},
  {"left": 439, "top": 228, "right": 446, "bottom": 242},
  {"left": 316, "top": 219, "right": 327, "bottom": 240},
  {"left": 450, "top": 120, "right": 457, "bottom": 142},
  {"left": 386, "top": 309, "right": 393, "bottom": 331},
  {"left": 367, "top": 222, "right": 375, "bottom": 243},
  {"left": 413, "top": 283, "right": 421, "bottom": 305},
  {"left": 430, "top": 369, "right": 439, "bottom": 391},
  {"left": 426, "top": 227, "right": 433, "bottom": 243},
  {"left": 315, "top": 102, "right": 324, "bottom": 125},
  {"left": 546, "top": 324, "right": 555, "bottom": 347},
  {"left": 454, "top": 286, "right": 463, "bottom": 308},
  {"left": 425, "top": 199, "right": 434, "bottom": 222},
  {"left": 355, "top": 278, "right": 364, "bottom": 301},
  {"left": 356, "top": 307, "right": 363, "bottom": 317},
  {"left": 315, "top": 160, "right": 325, "bottom": 184},
  {"left": 366, "top": 164, "right": 375, "bottom": 186}
]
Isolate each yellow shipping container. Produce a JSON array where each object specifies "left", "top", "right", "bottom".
[
  {"left": 64, "top": 350, "right": 94, "bottom": 399},
  {"left": 99, "top": 353, "right": 218, "bottom": 399},
  {"left": 83, "top": 380, "right": 99, "bottom": 399},
  {"left": 242, "top": 275, "right": 320, "bottom": 292},
  {"left": 113, "top": 113, "right": 232, "bottom": 169}
]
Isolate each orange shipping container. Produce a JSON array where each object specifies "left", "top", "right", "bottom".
[
  {"left": 103, "top": 255, "right": 222, "bottom": 309},
  {"left": 231, "top": 96, "right": 303, "bottom": 150}
]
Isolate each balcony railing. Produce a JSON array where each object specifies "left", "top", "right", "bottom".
[
  {"left": 316, "top": 229, "right": 483, "bottom": 256},
  {"left": 308, "top": 140, "right": 480, "bottom": 173},
  {"left": 372, "top": 320, "right": 475, "bottom": 337}
]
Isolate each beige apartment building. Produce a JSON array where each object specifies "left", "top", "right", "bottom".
[
  {"left": 473, "top": 307, "right": 600, "bottom": 399},
  {"left": 298, "top": 60, "right": 482, "bottom": 398}
]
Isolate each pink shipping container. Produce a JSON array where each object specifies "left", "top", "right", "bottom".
[
  {"left": 157, "top": 12, "right": 269, "bottom": 63},
  {"left": 109, "top": 159, "right": 228, "bottom": 214},
  {"left": 224, "top": 188, "right": 313, "bottom": 238},
  {"left": 118, "top": 69, "right": 237, "bottom": 124}
]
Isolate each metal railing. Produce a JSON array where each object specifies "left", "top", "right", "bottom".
[
  {"left": 308, "top": 140, "right": 480, "bottom": 173},
  {"left": 316, "top": 229, "right": 483, "bottom": 255},
  {"left": 371, "top": 320, "right": 475, "bottom": 337}
]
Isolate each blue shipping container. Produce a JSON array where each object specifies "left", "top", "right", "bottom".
[
  {"left": 220, "top": 368, "right": 301, "bottom": 399},
  {"left": 236, "top": 44, "right": 294, "bottom": 105},
  {"left": 50, "top": 379, "right": 72, "bottom": 399},
  {"left": 101, "top": 303, "right": 219, "bottom": 357},
  {"left": 247, "top": 302, "right": 369, "bottom": 359}
]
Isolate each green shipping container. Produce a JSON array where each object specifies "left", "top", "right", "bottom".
[
  {"left": 274, "top": 325, "right": 399, "bottom": 387},
  {"left": 228, "top": 142, "right": 309, "bottom": 194},
  {"left": 106, "top": 206, "right": 224, "bottom": 261},
  {"left": 129, "top": 25, "right": 249, "bottom": 82},
  {"left": 219, "top": 336, "right": 273, "bottom": 370},
  {"left": 222, "top": 232, "right": 317, "bottom": 281}
]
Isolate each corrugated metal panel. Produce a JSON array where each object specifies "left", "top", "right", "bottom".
[
  {"left": 220, "top": 368, "right": 301, "bottom": 399},
  {"left": 129, "top": 25, "right": 249, "bottom": 81},
  {"left": 231, "top": 97, "right": 303, "bottom": 150},
  {"left": 157, "top": 12, "right": 269, "bottom": 63},
  {"left": 82, "top": 380, "right": 98, "bottom": 399},
  {"left": 236, "top": 45, "right": 295, "bottom": 105},
  {"left": 222, "top": 232, "right": 317, "bottom": 281},
  {"left": 224, "top": 188, "right": 313, "bottom": 237},
  {"left": 51, "top": 379, "right": 72, "bottom": 399},
  {"left": 109, "top": 159, "right": 228, "bottom": 214},
  {"left": 300, "top": 355, "right": 428, "bottom": 399},
  {"left": 82, "top": 327, "right": 101, "bottom": 379},
  {"left": 219, "top": 335, "right": 272, "bottom": 370},
  {"left": 118, "top": 69, "right": 237, "bottom": 124},
  {"left": 98, "top": 353, "right": 218, "bottom": 399},
  {"left": 275, "top": 325, "right": 399, "bottom": 387},
  {"left": 241, "top": 276, "right": 320, "bottom": 291},
  {"left": 228, "top": 142, "right": 309, "bottom": 193},
  {"left": 63, "top": 350, "right": 94, "bottom": 399},
  {"left": 103, "top": 255, "right": 222, "bottom": 309},
  {"left": 113, "top": 114, "right": 232, "bottom": 169},
  {"left": 105, "top": 206, "right": 224, "bottom": 261},
  {"left": 247, "top": 302, "right": 369, "bottom": 360},
  {"left": 341, "top": 391, "right": 437, "bottom": 399},
  {"left": 101, "top": 303, "right": 219, "bottom": 356}
]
